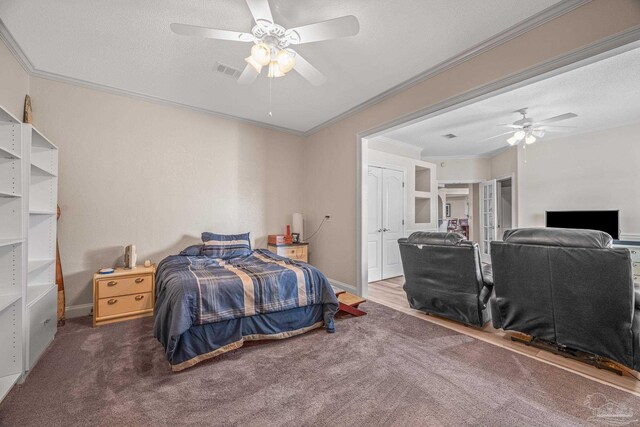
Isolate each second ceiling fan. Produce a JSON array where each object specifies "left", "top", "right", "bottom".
[
  {"left": 484, "top": 108, "right": 578, "bottom": 146},
  {"left": 171, "top": 0, "right": 360, "bottom": 86}
]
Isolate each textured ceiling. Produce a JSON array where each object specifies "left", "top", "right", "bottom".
[
  {"left": 0, "top": 0, "right": 561, "bottom": 132},
  {"left": 383, "top": 46, "right": 640, "bottom": 157}
]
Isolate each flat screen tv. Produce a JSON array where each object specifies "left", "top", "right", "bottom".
[{"left": 545, "top": 210, "right": 619, "bottom": 240}]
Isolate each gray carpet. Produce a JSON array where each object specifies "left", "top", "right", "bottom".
[{"left": 1, "top": 302, "right": 639, "bottom": 427}]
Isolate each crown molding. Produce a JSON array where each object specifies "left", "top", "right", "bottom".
[
  {"left": 304, "top": 0, "right": 592, "bottom": 135},
  {"left": 2, "top": 2, "right": 590, "bottom": 137}
]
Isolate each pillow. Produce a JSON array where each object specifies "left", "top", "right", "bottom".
[
  {"left": 180, "top": 244, "right": 203, "bottom": 256},
  {"left": 201, "top": 232, "right": 252, "bottom": 259}
]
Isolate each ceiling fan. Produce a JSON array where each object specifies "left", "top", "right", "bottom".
[
  {"left": 170, "top": 0, "right": 360, "bottom": 86},
  {"left": 484, "top": 108, "right": 578, "bottom": 146}
]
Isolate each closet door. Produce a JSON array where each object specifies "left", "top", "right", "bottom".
[
  {"left": 367, "top": 167, "right": 383, "bottom": 282},
  {"left": 381, "top": 168, "right": 404, "bottom": 279}
]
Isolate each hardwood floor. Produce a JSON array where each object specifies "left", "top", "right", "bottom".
[{"left": 368, "top": 276, "right": 640, "bottom": 396}]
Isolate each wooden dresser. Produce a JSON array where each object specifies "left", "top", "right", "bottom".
[
  {"left": 267, "top": 243, "right": 309, "bottom": 263},
  {"left": 93, "top": 265, "right": 156, "bottom": 327}
]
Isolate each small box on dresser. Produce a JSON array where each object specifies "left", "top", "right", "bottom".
[{"left": 93, "top": 265, "right": 156, "bottom": 327}]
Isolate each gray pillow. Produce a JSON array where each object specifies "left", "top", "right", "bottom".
[{"left": 180, "top": 244, "right": 203, "bottom": 256}]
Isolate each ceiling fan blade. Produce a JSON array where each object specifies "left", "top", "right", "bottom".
[
  {"left": 534, "top": 124, "right": 577, "bottom": 129},
  {"left": 478, "top": 131, "right": 514, "bottom": 142},
  {"left": 237, "top": 64, "right": 259, "bottom": 85},
  {"left": 291, "top": 52, "right": 326, "bottom": 86},
  {"left": 245, "top": 0, "right": 274, "bottom": 25},
  {"left": 287, "top": 15, "right": 359, "bottom": 44},
  {"left": 171, "top": 23, "right": 255, "bottom": 42},
  {"left": 497, "top": 124, "right": 524, "bottom": 129},
  {"left": 537, "top": 112, "right": 578, "bottom": 124}
]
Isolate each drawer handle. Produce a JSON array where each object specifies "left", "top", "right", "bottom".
[
  {"left": 107, "top": 281, "right": 117, "bottom": 287},
  {"left": 135, "top": 295, "right": 144, "bottom": 301},
  {"left": 107, "top": 299, "right": 118, "bottom": 305},
  {"left": 633, "top": 250, "right": 638, "bottom": 254},
  {"left": 135, "top": 278, "right": 144, "bottom": 283}
]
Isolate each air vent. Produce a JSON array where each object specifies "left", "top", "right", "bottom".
[
  {"left": 215, "top": 62, "right": 242, "bottom": 80},
  {"left": 442, "top": 133, "right": 457, "bottom": 139}
]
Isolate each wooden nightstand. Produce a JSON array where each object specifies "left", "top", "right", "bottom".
[
  {"left": 267, "top": 243, "right": 309, "bottom": 263},
  {"left": 93, "top": 265, "right": 156, "bottom": 327}
]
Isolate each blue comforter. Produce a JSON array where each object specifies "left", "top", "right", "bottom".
[{"left": 154, "top": 249, "right": 338, "bottom": 357}]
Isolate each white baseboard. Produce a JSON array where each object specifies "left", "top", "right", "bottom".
[
  {"left": 65, "top": 303, "right": 93, "bottom": 318},
  {"left": 328, "top": 278, "right": 358, "bottom": 294},
  {"left": 619, "top": 233, "right": 640, "bottom": 241}
]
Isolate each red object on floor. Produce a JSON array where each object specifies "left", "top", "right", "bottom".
[{"left": 336, "top": 291, "right": 367, "bottom": 317}]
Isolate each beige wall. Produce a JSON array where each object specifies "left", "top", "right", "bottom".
[
  {"left": 302, "top": 0, "right": 640, "bottom": 287},
  {"left": 518, "top": 123, "right": 640, "bottom": 238},
  {"left": 424, "top": 157, "right": 491, "bottom": 182},
  {"left": 447, "top": 197, "right": 468, "bottom": 219},
  {"left": 0, "top": 40, "right": 29, "bottom": 120},
  {"left": 29, "top": 78, "right": 304, "bottom": 308},
  {"left": 490, "top": 147, "right": 518, "bottom": 179}
]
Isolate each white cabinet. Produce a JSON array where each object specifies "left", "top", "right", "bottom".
[{"left": 0, "top": 104, "right": 58, "bottom": 402}]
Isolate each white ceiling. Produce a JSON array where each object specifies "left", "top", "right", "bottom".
[
  {"left": 382, "top": 45, "right": 640, "bottom": 157},
  {"left": 0, "top": 0, "right": 562, "bottom": 133}
]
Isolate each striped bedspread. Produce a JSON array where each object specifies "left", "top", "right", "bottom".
[{"left": 153, "top": 249, "right": 338, "bottom": 351}]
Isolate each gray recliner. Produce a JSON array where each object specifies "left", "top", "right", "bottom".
[
  {"left": 490, "top": 227, "right": 640, "bottom": 371},
  {"left": 398, "top": 232, "right": 493, "bottom": 327}
]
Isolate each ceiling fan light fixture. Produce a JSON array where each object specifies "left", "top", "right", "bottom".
[
  {"left": 514, "top": 130, "right": 526, "bottom": 140},
  {"left": 532, "top": 129, "right": 546, "bottom": 138},
  {"left": 245, "top": 56, "right": 263, "bottom": 73},
  {"left": 251, "top": 43, "right": 272, "bottom": 66},
  {"left": 507, "top": 136, "right": 519, "bottom": 146},
  {"left": 276, "top": 49, "right": 296, "bottom": 74},
  {"left": 525, "top": 134, "right": 536, "bottom": 144}
]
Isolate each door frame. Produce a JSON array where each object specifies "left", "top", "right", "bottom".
[
  {"left": 367, "top": 164, "right": 406, "bottom": 282},
  {"left": 356, "top": 37, "right": 640, "bottom": 298},
  {"left": 495, "top": 173, "right": 518, "bottom": 239}
]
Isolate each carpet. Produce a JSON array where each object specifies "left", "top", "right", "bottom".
[{"left": 1, "top": 302, "right": 639, "bottom": 426}]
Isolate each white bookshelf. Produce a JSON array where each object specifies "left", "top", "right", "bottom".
[
  {"left": 0, "top": 105, "right": 58, "bottom": 402},
  {"left": 0, "top": 105, "right": 24, "bottom": 402}
]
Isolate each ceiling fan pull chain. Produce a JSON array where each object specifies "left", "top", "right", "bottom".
[
  {"left": 268, "top": 74, "right": 273, "bottom": 117},
  {"left": 523, "top": 144, "right": 528, "bottom": 164}
]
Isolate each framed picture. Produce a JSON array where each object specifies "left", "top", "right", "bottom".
[
  {"left": 291, "top": 233, "right": 300, "bottom": 243},
  {"left": 445, "top": 203, "right": 452, "bottom": 218}
]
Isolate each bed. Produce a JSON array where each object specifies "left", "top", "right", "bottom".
[{"left": 153, "top": 235, "right": 339, "bottom": 371}]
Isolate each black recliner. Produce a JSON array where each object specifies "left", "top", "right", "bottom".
[
  {"left": 398, "top": 232, "right": 493, "bottom": 327},
  {"left": 490, "top": 227, "right": 640, "bottom": 371}
]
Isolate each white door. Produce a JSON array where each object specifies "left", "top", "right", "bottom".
[
  {"left": 382, "top": 168, "right": 404, "bottom": 279},
  {"left": 367, "top": 167, "right": 383, "bottom": 282},
  {"left": 480, "top": 180, "right": 498, "bottom": 263}
]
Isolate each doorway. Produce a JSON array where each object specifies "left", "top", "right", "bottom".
[
  {"left": 479, "top": 176, "right": 515, "bottom": 261},
  {"left": 367, "top": 165, "right": 404, "bottom": 282}
]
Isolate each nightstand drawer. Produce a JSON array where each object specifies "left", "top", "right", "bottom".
[
  {"left": 280, "top": 247, "right": 298, "bottom": 258},
  {"left": 98, "top": 292, "right": 152, "bottom": 318},
  {"left": 630, "top": 248, "right": 640, "bottom": 262},
  {"left": 97, "top": 274, "right": 153, "bottom": 298}
]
